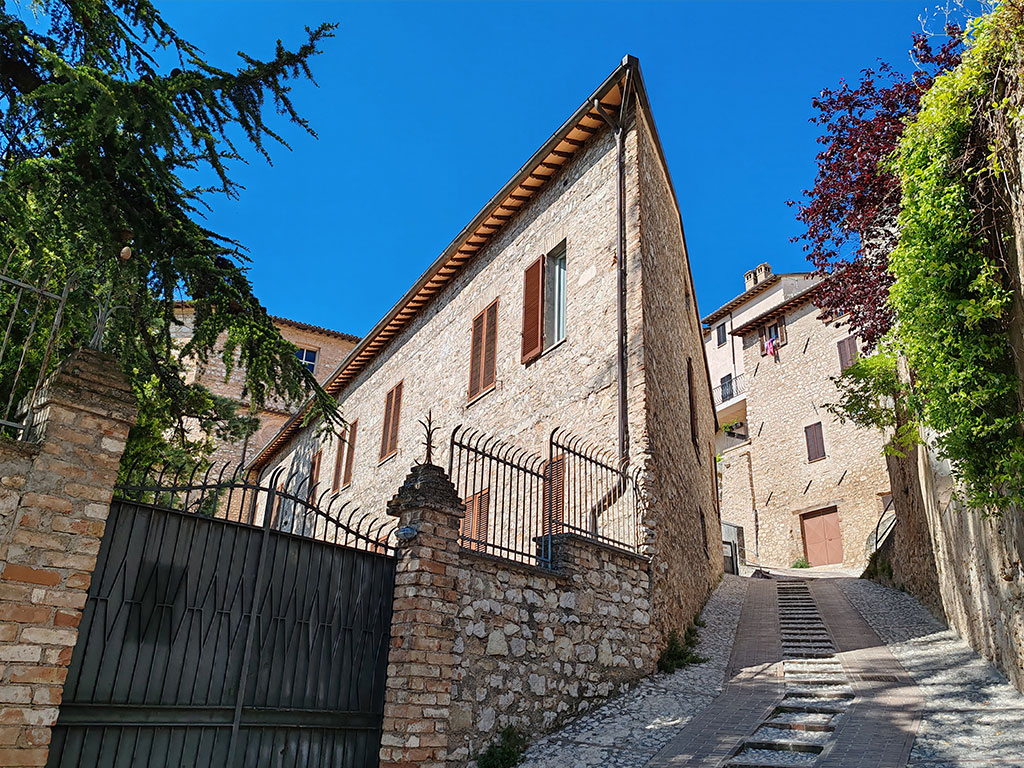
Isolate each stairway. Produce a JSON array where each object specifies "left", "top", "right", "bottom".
[{"left": 726, "top": 581, "right": 851, "bottom": 767}]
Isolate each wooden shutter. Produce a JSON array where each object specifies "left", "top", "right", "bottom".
[
  {"left": 542, "top": 455, "right": 565, "bottom": 536},
  {"left": 469, "top": 312, "right": 485, "bottom": 399},
  {"left": 777, "top": 316, "right": 788, "bottom": 345},
  {"left": 521, "top": 258, "right": 544, "bottom": 364},
  {"left": 805, "top": 422, "right": 825, "bottom": 461},
  {"left": 332, "top": 427, "right": 346, "bottom": 492},
  {"left": 758, "top": 327, "right": 767, "bottom": 356},
  {"left": 482, "top": 300, "right": 498, "bottom": 389},
  {"left": 386, "top": 382, "right": 403, "bottom": 457},
  {"left": 687, "top": 358, "right": 700, "bottom": 456},
  {"left": 308, "top": 450, "right": 322, "bottom": 502},
  {"left": 380, "top": 388, "right": 395, "bottom": 459},
  {"left": 838, "top": 336, "right": 858, "bottom": 372},
  {"left": 342, "top": 420, "right": 357, "bottom": 488},
  {"left": 461, "top": 489, "right": 490, "bottom": 552}
]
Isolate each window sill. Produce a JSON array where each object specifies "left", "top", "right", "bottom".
[
  {"left": 807, "top": 456, "right": 827, "bottom": 464},
  {"left": 378, "top": 452, "right": 398, "bottom": 467},
  {"left": 466, "top": 384, "right": 496, "bottom": 409}
]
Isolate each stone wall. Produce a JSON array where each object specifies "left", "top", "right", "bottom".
[
  {"left": 381, "top": 461, "right": 659, "bottom": 768},
  {"left": 0, "top": 350, "right": 136, "bottom": 767},
  {"left": 449, "top": 537, "right": 653, "bottom": 762},
  {"left": 728, "top": 301, "right": 891, "bottom": 570},
  {"left": 634, "top": 107, "right": 721, "bottom": 634}
]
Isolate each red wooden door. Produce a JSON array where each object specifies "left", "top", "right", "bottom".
[{"left": 801, "top": 508, "right": 844, "bottom": 566}]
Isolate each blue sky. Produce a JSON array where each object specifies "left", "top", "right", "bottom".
[{"left": 159, "top": 0, "right": 945, "bottom": 336}]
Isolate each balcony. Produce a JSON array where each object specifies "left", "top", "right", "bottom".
[{"left": 713, "top": 373, "right": 746, "bottom": 406}]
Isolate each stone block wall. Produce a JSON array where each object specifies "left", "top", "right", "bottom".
[
  {"left": 381, "top": 461, "right": 659, "bottom": 768},
  {"left": 0, "top": 349, "right": 136, "bottom": 766},
  {"left": 448, "top": 536, "right": 653, "bottom": 762}
]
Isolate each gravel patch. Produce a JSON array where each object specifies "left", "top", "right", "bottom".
[
  {"left": 517, "top": 575, "right": 747, "bottom": 768},
  {"left": 838, "top": 578, "right": 1024, "bottom": 766}
]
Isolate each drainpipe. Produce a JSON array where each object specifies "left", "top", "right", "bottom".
[{"left": 595, "top": 66, "right": 634, "bottom": 462}]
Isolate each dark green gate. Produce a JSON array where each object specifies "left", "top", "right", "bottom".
[{"left": 47, "top": 466, "right": 397, "bottom": 768}]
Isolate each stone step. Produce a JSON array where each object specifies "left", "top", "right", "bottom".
[
  {"left": 751, "top": 726, "right": 830, "bottom": 747},
  {"left": 785, "top": 684, "right": 854, "bottom": 698},
  {"left": 765, "top": 711, "right": 836, "bottom": 731},
  {"left": 784, "top": 650, "right": 836, "bottom": 659},
  {"left": 727, "top": 746, "right": 820, "bottom": 767},
  {"left": 778, "top": 696, "right": 851, "bottom": 713}
]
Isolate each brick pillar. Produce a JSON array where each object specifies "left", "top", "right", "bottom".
[
  {"left": 0, "top": 349, "right": 136, "bottom": 767},
  {"left": 379, "top": 462, "right": 464, "bottom": 768}
]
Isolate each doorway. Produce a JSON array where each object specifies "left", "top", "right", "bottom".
[{"left": 801, "top": 507, "right": 844, "bottom": 566}]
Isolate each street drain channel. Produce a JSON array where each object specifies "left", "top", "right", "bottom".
[{"left": 725, "top": 580, "right": 851, "bottom": 768}]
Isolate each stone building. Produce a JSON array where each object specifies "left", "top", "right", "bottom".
[
  {"left": 705, "top": 266, "right": 891, "bottom": 570},
  {"left": 173, "top": 305, "right": 358, "bottom": 466},
  {"left": 250, "top": 56, "right": 720, "bottom": 647}
]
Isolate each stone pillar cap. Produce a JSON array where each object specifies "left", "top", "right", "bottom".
[{"left": 386, "top": 462, "right": 465, "bottom": 518}]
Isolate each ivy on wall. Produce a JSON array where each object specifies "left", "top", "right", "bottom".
[{"left": 888, "top": 2, "right": 1024, "bottom": 510}]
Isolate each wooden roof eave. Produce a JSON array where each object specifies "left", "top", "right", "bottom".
[{"left": 248, "top": 59, "right": 634, "bottom": 471}]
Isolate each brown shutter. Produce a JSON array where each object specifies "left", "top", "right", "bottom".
[
  {"left": 805, "top": 422, "right": 825, "bottom": 461},
  {"left": 521, "top": 258, "right": 544, "bottom": 364},
  {"left": 838, "top": 336, "right": 858, "bottom": 372},
  {"left": 688, "top": 358, "right": 700, "bottom": 456},
  {"left": 308, "top": 450, "right": 322, "bottom": 503},
  {"left": 758, "top": 327, "right": 767, "bottom": 356},
  {"left": 542, "top": 455, "right": 565, "bottom": 536},
  {"left": 469, "top": 312, "right": 484, "bottom": 399},
  {"left": 332, "top": 427, "right": 346, "bottom": 492},
  {"left": 342, "top": 420, "right": 357, "bottom": 488},
  {"left": 475, "top": 488, "right": 490, "bottom": 546},
  {"left": 380, "top": 388, "right": 395, "bottom": 459},
  {"left": 483, "top": 300, "right": 498, "bottom": 389},
  {"left": 388, "top": 381, "right": 403, "bottom": 456},
  {"left": 777, "top": 316, "right": 788, "bottom": 345},
  {"left": 460, "top": 489, "right": 490, "bottom": 552}
]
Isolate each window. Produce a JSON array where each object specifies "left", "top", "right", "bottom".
[
  {"left": 837, "top": 335, "right": 859, "bottom": 372},
  {"left": 758, "top": 317, "right": 787, "bottom": 355},
  {"left": 805, "top": 422, "right": 826, "bottom": 462},
  {"left": 469, "top": 300, "right": 499, "bottom": 400},
  {"left": 716, "top": 323, "right": 727, "bottom": 347},
  {"left": 379, "top": 383, "right": 403, "bottom": 461},
  {"left": 461, "top": 489, "right": 490, "bottom": 552},
  {"left": 295, "top": 347, "right": 317, "bottom": 373},
  {"left": 332, "top": 420, "right": 358, "bottom": 491},
  {"left": 521, "top": 242, "right": 567, "bottom": 364},
  {"left": 688, "top": 357, "right": 700, "bottom": 457},
  {"left": 308, "top": 450, "right": 322, "bottom": 502},
  {"left": 544, "top": 245, "right": 567, "bottom": 349},
  {"left": 720, "top": 373, "right": 734, "bottom": 402}
]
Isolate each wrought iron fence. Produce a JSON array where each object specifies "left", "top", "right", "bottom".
[
  {"left": 448, "top": 425, "right": 644, "bottom": 569},
  {"left": 0, "top": 255, "right": 73, "bottom": 438},
  {"left": 448, "top": 426, "right": 550, "bottom": 567},
  {"left": 549, "top": 428, "right": 644, "bottom": 552},
  {"left": 117, "top": 460, "right": 397, "bottom": 555}
]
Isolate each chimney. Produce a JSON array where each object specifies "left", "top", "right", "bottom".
[{"left": 744, "top": 263, "right": 772, "bottom": 291}]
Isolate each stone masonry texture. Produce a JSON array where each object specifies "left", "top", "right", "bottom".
[
  {"left": 720, "top": 300, "right": 891, "bottom": 570},
  {"left": 0, "top": 349, "right": 136, "bottom": 767},
  {"left": 263, "top": 101, "right": 719, "bottom": 643}
]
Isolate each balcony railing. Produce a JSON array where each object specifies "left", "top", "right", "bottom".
[{"left": 713, "top": 373, "right": 746, "bottom": 406}]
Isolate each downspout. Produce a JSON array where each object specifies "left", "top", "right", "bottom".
[{"left": 595, "top": 66, "right": 634, "bottom": 462}]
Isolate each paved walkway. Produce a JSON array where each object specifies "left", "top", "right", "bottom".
[{"left": 517, "top": 574, "right": 1024, "bottom": 768}]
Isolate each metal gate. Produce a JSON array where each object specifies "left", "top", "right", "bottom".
[{"left": 47, "top": 465, "right": 397, "bottom": 768}]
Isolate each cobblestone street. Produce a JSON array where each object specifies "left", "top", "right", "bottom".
[{"left": 517, "top": 575, "right": 1024, "bottom": 768}]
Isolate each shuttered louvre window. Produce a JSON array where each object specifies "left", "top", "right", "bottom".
[
  {"left": 342, "top": 420, "right": 357, "bottom": 488},
  {"left": 469, "top": 299, "right": 499, "bottom": 400},
  {"left": 380, "top": 383, "right": 403, "bottom": 460},
  {"left": 542, "top": 455, "right": 565, "bottom": 536},
  {"left": 777, "top": 316, "right": 788, "bottom": 345},
  {"left": 332, "top": 429, "right": 345, "bottom": 492},
  {"left": 838, "top": 335, "right": 859, "bottom": 372},
  {"left": 521, "top": 258, "right": 544, "bottom": 364},
  {"left": 308, "top": 450, "right": 321, "bottom": 502},
  {"left": 687, "top": 358, "right": 700, "bottom": 457},
  {"left": 461, "top": 489, "right": 490, "bottom": 552},
  {"left": 805, "top": 422, "right": 826, "bottom": 461}
]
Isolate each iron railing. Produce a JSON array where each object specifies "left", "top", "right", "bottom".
[
  {"left": 712, "top": 373, "right": 746, "bottom": 406},
  {"left": 448, "top": 426, "right": 550, "bottom": 567},
  {"left": 0, "top": 256, "right": 73, "bottom": 438},
  {"left": 448, "top": 425, "right": 644, "bottom": 569},
  {"left": 549, "top": 428, "right": 644, "bottom": 552},
  {"left": 868, "top": 495, "right": 896, "bottom": 555},
  {"left": 117, "top": 460, "right": 397, "bottom": 555}
]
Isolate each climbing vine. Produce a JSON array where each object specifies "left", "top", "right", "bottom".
[{"left": 888, "top": 1, "right": 1024, "bottom": 510}]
